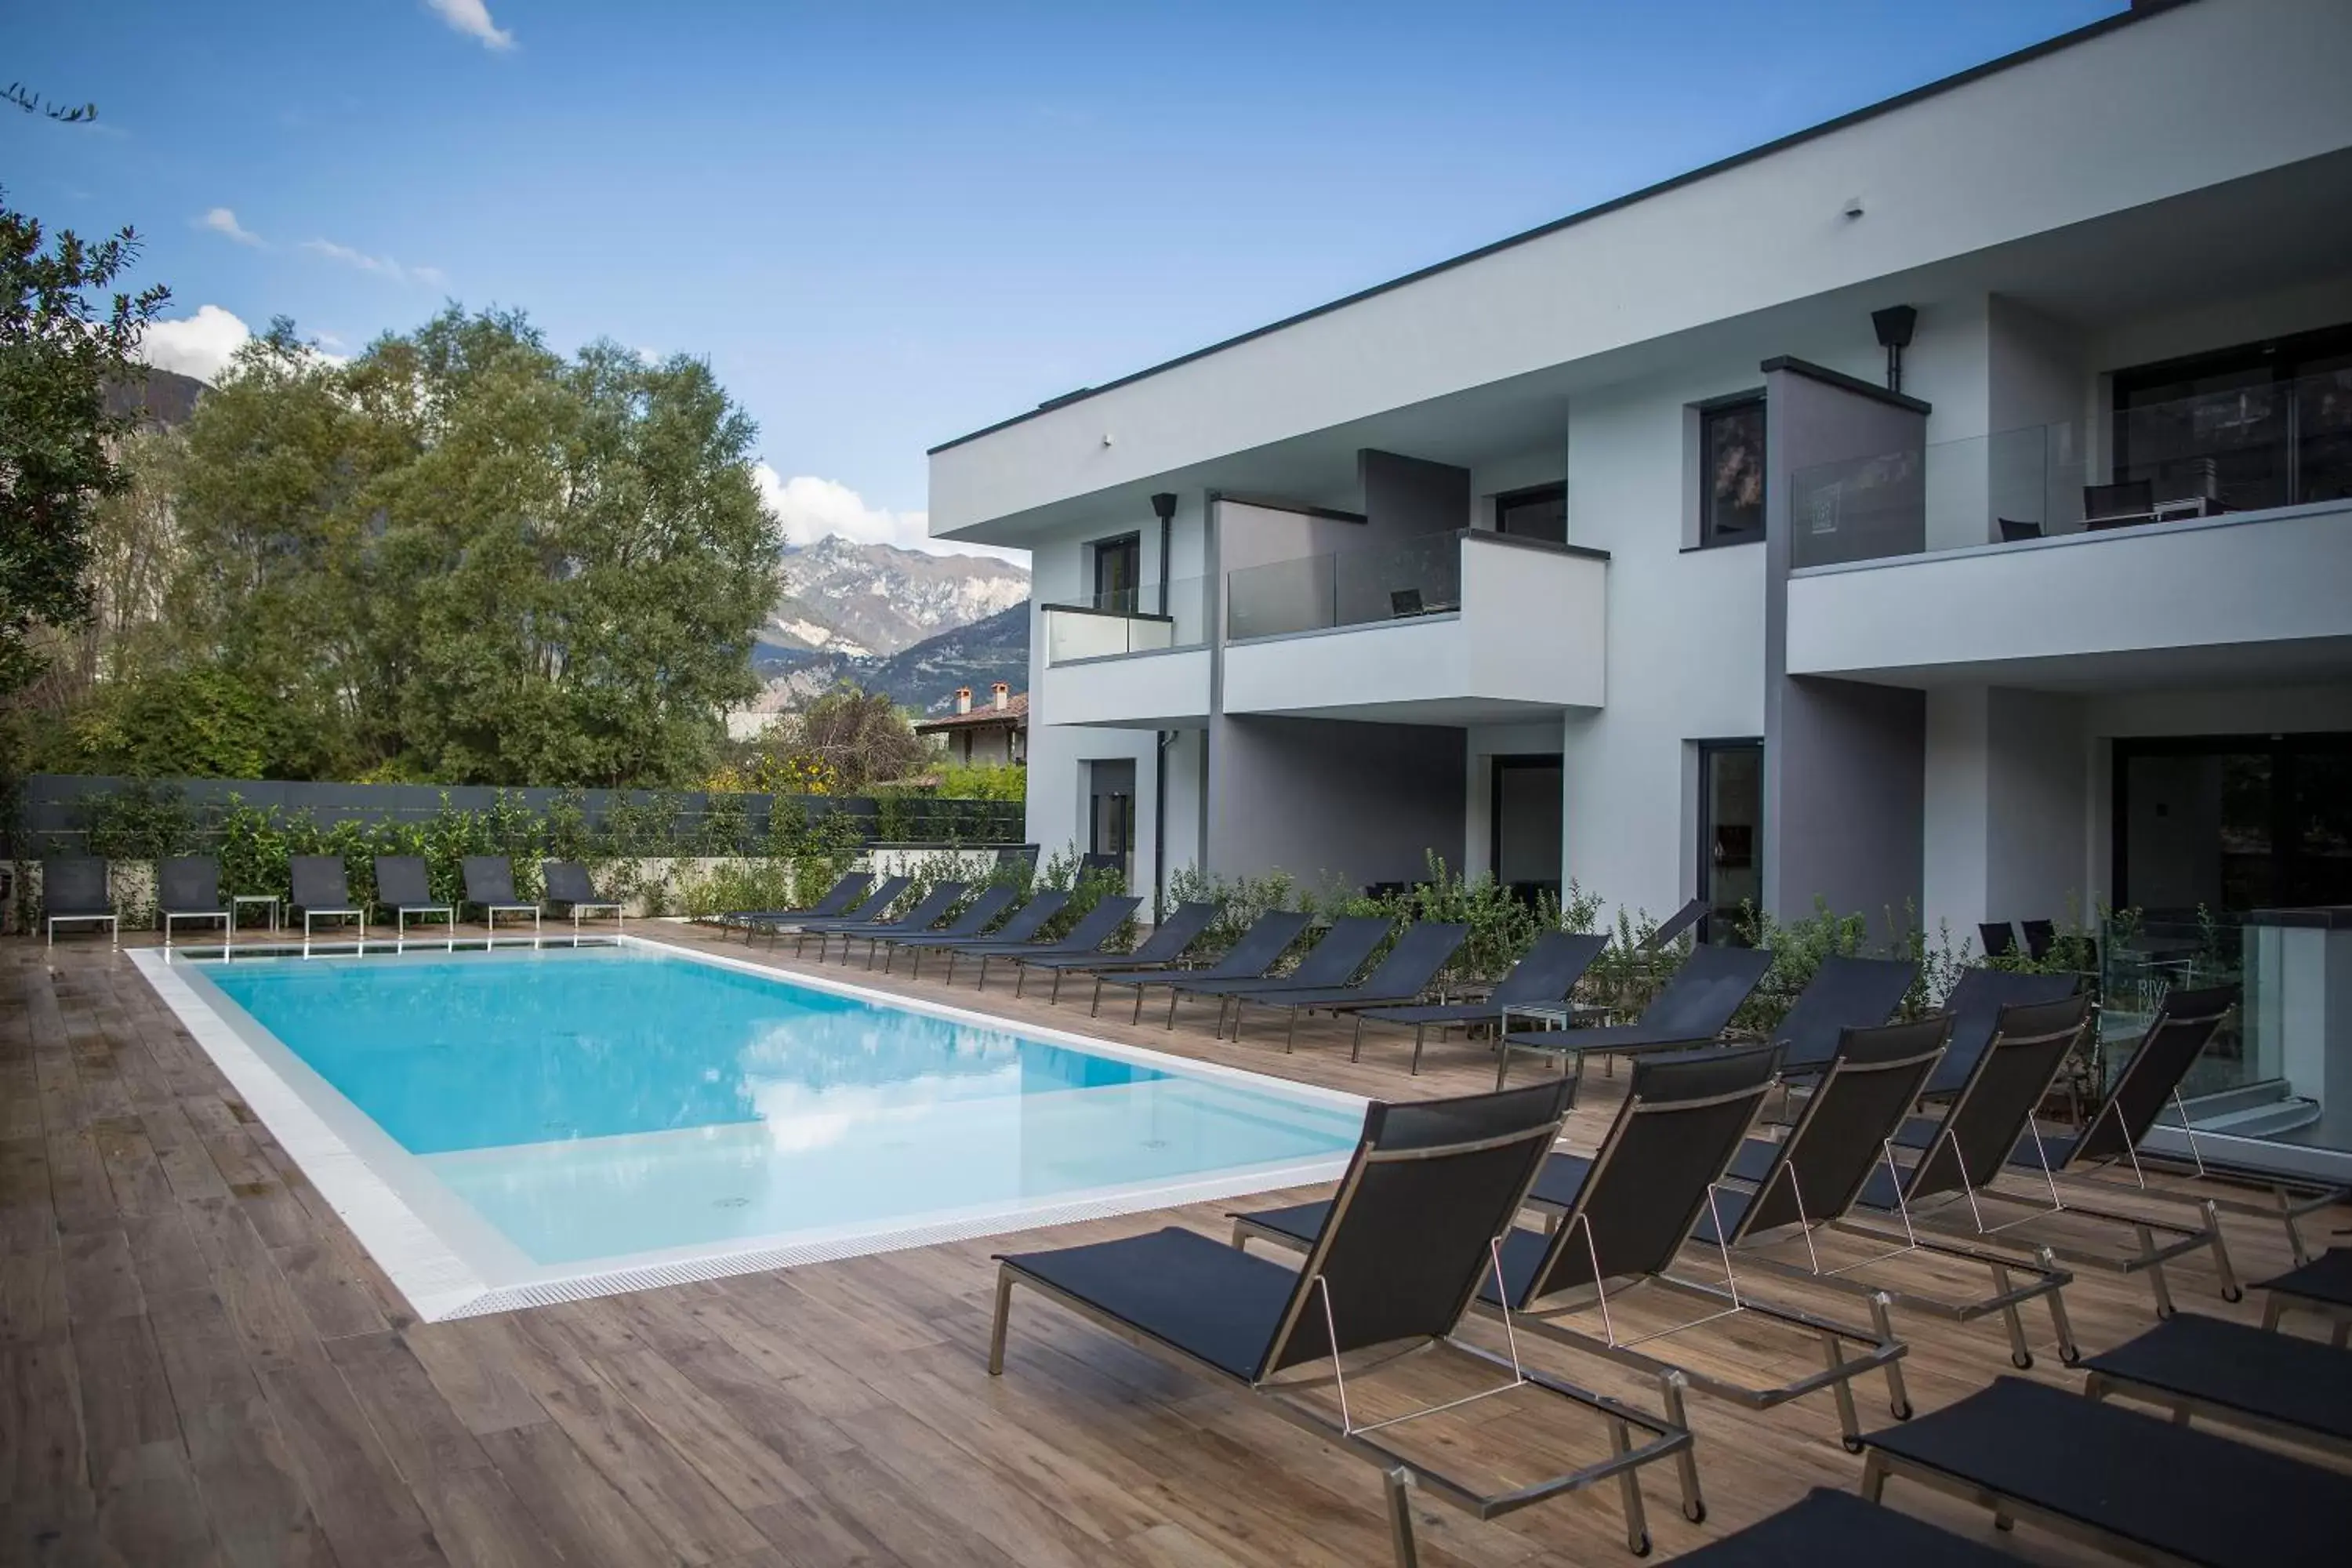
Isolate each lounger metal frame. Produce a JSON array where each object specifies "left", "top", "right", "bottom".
[
  {"left": 1858, "top": 1440, "right": 2190, "bottom": 1568},
  {"left": 1743, "top": 1004, "right": 2089, "bottom": 1370},
  {"left": 2083, "top": 1345, "right": 2352, "bottom": 1467},
  {"left": 1224, "top": 924, "right": 1469, "bottom": 1053},
  {"left": 2261, "top": 1273, "right": 2352, "bottom": 1348},
  {"left": 995, "top": 1110, "right": 1690, "bottom": 1564}
]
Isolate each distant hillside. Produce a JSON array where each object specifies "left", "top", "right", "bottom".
[
  {"left": 758, "top": 536, "right": 1028, "bottom": 659},
  {"left": 741, "top": 600, "right": 1029, "bottom": 724},
  {"left": 104, "top": 367, "right": 207, "bottom": 429}
]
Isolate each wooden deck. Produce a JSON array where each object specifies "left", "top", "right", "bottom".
[{"left": 3, "top": 923, "right": 2339, "bottom": 1566}]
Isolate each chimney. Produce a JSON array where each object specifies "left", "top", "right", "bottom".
[
  {"left": 991, "top": 682, "right": 1011, "bottom": 712},
  {"left": 954, "top": 687, "right": 972, "bottom": 715}
]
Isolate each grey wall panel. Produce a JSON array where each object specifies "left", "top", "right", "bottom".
[{"left": 1205, "top": 714, "right": 1466, "bottom": 890}]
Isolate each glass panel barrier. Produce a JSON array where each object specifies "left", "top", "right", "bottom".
[
  {"left": 2096, "top": 913, "right": 2249, "bottom": 1099},
  {"left": 1041, "top": 575, "right": 1207, "bottom": 664},
  {"left": 1789, "top": 368, "right": 2352, "bottom": 571},
  {"left": 1225, "top": 529, "right": 1464, "bottom": 641}
]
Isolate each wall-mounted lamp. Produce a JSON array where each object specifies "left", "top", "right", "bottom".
[
  {"left": 1842, "top": 195, "right": 1865, "bottom": 219},
  {"left": 1150, "top": 492, "right": 1178, "bottom": 616},
  {"left": 1871, "top": 304, "right": 1917, "bottom": 395}
]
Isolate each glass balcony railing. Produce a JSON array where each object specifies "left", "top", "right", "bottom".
[
  {"left": 1790, "top": 368, "right": 2352, "bottom": 569},
  {"left": 1225, "top": 528, "right": 1464, "bottom": 641},
  {"left": 2097, "top": 914, "right": 2248, "bottom": 1100},
  {"left": 1041, "top": 575, "right": 1208, "bottom": 664}
]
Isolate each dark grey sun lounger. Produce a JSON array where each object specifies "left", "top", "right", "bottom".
[
  {"left": 1094, "top": 908, "right": 1313, "bottom": 1024},
  {"left": 1005, "top": 900, "right": 1221, "bottom": 1004},
  {"left": 870, "top": 884, "right": 1018, "bottom": 975},
  {"left": 1770, "top": 955, "right": 1919, "bottom": 1078},
  {"left": 1495, "top": 942, "right": 1775, "bottom": 1091},
  {"left": 372, "top": 855, "right": 453, "bottom": 938},
  {"left": 2260, "top": 1247, "right": 2352, "bottom": 1344},
  {"left": 1349, "top": 930, "right": 1610, "bottom": 1074},
  {"left": 1920, "top": 966, "right": 2079, "bottom": 1097},
  {"left": 1223, "top": 921, "right": 1470, "bottom": 1051},
  {"left": 1239, "top": 1042, "right": 1907, "bottom": 1507},
  {"left": 813, "top": 881, "right": 967, "bottom": 965},
  {"left": 886, "top": 889, "right": 1069, "bottom": 982},
  {"left": 1860, "top": 1374, "right": 2352, "bottom": 1568},
  {"left": 1893, "top": 982, "right": 2321, "bottom": 1314},
  {"left": 985, "top": 896, "right": 1144, "bottom": 994},
  {"left": 1158, "top": 915, "right": 1392, "bottom": 1032},
  {"left": 461, "top": 856, "right": 539, "bottom": 936},
  {"left": 1754, "top": 996, "right": 2092, "bottom": 1370},
  {"left": 289, "top": 855, "right": 366, "bottom": 942},
  {"left": 2085, "top": 1311, "right": 2352, "bottom": 1461},
  {"left": 157, "top": 855, "right": 230, "bottom": 946},
  {"left": 41, "top": 856, "right": 118, "bottom": 949},
  {"left": 542, "top": 860, "right": 623, "bottom": 931},
  {"left": 782, "top": 876, "right": 913, "bottom": 953},
  {"left": 1668, "top": 1488, "right": 2021, "bottom": 1568},
  {"left": 724, "top": 872, "right": 869, "bottom": 938},
  {"left": 993, "top": 1079, "right": 1690, "bottom": 1563},
  {"left": 1642, "top": 897, "right": 1708, "bottom": 952}
]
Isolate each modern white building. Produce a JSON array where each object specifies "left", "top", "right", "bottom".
[{"left": 929, "top": 0, "right": 2352, "bottom": 1160}]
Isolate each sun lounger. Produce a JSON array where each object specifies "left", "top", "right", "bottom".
[
  {"left": 719, "top": 872, "right": 869, "bottom": 938},
  {"left": 1239, "top": 1042, "right": 1907, "bottom": 1505},
  {"left": 460, "top": 857, "right": 540, "bottom": 937},
  {"left": 1667, "top": 1488, "right": 2020, "bottom": 1568},
  {"left": 991, "top": 1078, "right": 1691, "bottom": 1563},
  {"left": 1769, "top": 955, "right": 1919, "bottom": 1079},
  {"left": 1155, "top": 915, "right": 1391, "bottom": 1032},
  {"left": 2259, "top": 1248, "right": 2352, "bottom": 1345},
  {"left": 2084, "top": 1311, "right": 2352, "bottom": 1461},
  {"left": 781, "top": 877, "right": 912, "bottom": 953},
  {"left": 289, "top": 855, "right": 366, "bottom": 942},
  {"left": 541, "top": 860, "right": 623, "bottom": 932},
  {"left": 1092, "top": 908, "right": 1313, "bottom": 1024},
  {"left": 156, "top": 855, "right": 230, "bottom": 946},
  {"left": 870, "top": 884, "right": 1018, "bottom": 975},
  {"left": 1752, "top": 996, "right": 2092, "bottom": 1369},
  {"left": 1642, "top": 897, "right": 1708, "bottom": 952},
  {"left": 1222, "top": 921, "right": 1469, "bottom": 1051},
  {"left": 885, "top": 890, "right": 1069, "bottom": 982},
  {"left": 1860, "top": 1374, "right": 2352, "bottom": 1568},
  {"left": 1919, "top": 967, "right": 2078, "bottom": 1097},
  {"left": 1349, "top": 930, "right": 1610, "bottom": 1073},
  {"left": 1003, "top": 900, "right": 1220, "bottom": 1004},
  {"left": 1891, "top": 983, "right": 2328, "bottom": 1315},
  {"left": 372, "top": 856, "right": 453, "bottom": 939},
  {"left": 812, "top": 881, "right": 966, "bottom": 965},
  {"left": 979, "top": 896, "right": 1143, "bottom": 993},
  {"left": 1495, "top": 942, "right": 1775, "bottom": 1091},
  {"left": 40, "top": 856, "right": 118, "bottom": 949}
]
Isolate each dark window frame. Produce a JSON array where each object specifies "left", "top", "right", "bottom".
[
  {"left": 1695, "top": 738, "right": 1765, "bottom": 942},
  {"left": 1489, "top": 753, "right": 1564, "bottom": 904},
  {"left": 2110, "top": 321, "right": 2352, "bottom": 512},
  {"left": 2109, "top": 731, "right": 2352, "bottom": 915},
  {"left": 1088, "top": 532, "right": 1143, "bottom": 613},
  {"left": 1492, "top": 482, "right": 1567, "bottom": 543},
  {"left": 1697, "top": 392, "right": 1769, "bottom": 548}
]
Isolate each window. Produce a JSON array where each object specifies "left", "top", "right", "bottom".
[
  {"left": 1493, "top": 483, "right": 1566, "bottom": 543},
  {"left": 1700, "top": 397, "right": 1767, "bottom": 546},
  {"left": 1697, "top": 740, "right": 1762, "bottom": 939},
  {"left": 1085, "top": 759, "right": 1137, "bottom": 884},
  {"left": 1090, "top": 534, "right": 1142, "bottom": 614},
  {"left": 2113, "top": 733, "right": 2352, "bottom": 916},
  {"left": 2112, "top": 321, "right": 2352, "bottom": 513}
]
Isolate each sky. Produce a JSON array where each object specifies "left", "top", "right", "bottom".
[{"left": 8, "top": 0, "right": 2125, "bottom": 562}]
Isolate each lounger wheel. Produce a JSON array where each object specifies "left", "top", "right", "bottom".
[
  {"left": 1842, "top": 1434, "right": 1866, "bottom": 1455},
  {"left": 1632, "top": 1531, "right": 1651, "bottom": 1557},
  {"left": 2009, "top": 1349, "right": 2033, "bottom": 1370},
  {"left": 1681, "top": 1499, "right": 1705, "bottom": 1524},
  {"left": 2221, "top": 1285, "right": 2244, "bottom": 1304},
  {"left": 1889, "top": 1398, "right": 1913, "bottom": 1421}
]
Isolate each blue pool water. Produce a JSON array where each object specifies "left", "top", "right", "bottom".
[{"left": 194, "top": 946, "right": 1361, "bottom": 1272}]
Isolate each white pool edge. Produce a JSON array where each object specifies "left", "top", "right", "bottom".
[{"left": 129, "top": 936, "right": 1367, "bottom": 1323}]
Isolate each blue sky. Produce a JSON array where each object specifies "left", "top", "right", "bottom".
[{"left": 9, "top": 1, "right": 2123, "bottom": 557}]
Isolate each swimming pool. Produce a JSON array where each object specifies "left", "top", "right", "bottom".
[{"left": 132, "top": 938, "right": 1363, "bottom": 1319}]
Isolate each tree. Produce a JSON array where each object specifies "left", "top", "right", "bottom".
[
  {"left": 760, "top": 686, "right": 927, "bottom": 794},
  {"left": 158, "top": 307, "right": 782, "bottom": 786},
  {"left": 0, "top": 188, "right": 170, "bottom": 695}
]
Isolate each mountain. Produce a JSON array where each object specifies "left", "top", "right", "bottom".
[
  {"left": 740, "top": 601, "right": 1030, "bottom": 725},
  {"left": 758, "top": 536, "right": 1028, "bottom": 659},
  {"left": 105, "top": 367, "right": 208, "bottom": 430}
]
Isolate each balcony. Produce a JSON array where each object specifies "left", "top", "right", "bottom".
[
  {"left": 1222, "top": 529, "right": 1606, "bottom": 724},
  {"left": 1036, "top": 577, "right": 1211, "bottom": 727},
  {"left": 1786, "top": 371, "right": 2352, "bottom": 688}
]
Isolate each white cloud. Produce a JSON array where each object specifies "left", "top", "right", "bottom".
[
  {"left": 300, "top": 238, "right": 444, "bottom": 288},
  {"left": 753, "top": 466, "right": 1026, "bottom": 564},
  {"left": 139, "top": 305, "right": 252, "bottom": 382},
  {"left": 137, "top": 305, "right": 350, "bottom": 383},
  {"left": 426, "top": 0, "right": 514, "bottom": 51},
  {"left": 198, "top": 207, "right": 263, "bottom": 247}
]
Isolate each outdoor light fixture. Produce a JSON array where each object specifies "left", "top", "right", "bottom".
[
  {"left": 1872, "top": 304, "right": 1917, "bottom": 394},
  {"left": 1150, "top": 492, "right": 1178, "bottom": 617}
]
